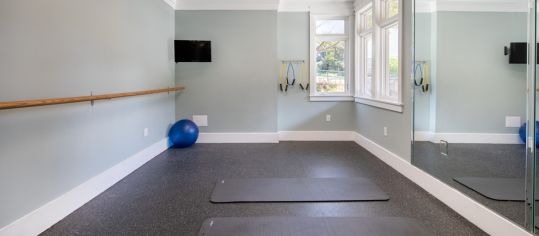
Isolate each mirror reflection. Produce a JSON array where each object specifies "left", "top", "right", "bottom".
[{"left": 412, "top": 0, "right": 531, "bottom": 229}]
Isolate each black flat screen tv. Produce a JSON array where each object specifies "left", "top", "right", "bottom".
[
  {"left": 175, "top": 40, "right": 211, "bottom": 62},
  {"left": 509, "top": 42, "right": 527, "bottom": 64}
]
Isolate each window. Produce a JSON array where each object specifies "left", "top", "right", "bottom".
[
  {"left": 356, "top": 0, "right": 402, "bottom": 112},
  {"left": 315, "top": 39, "right": 346, "bottom": 93},
  {"left": 382, "top": 23, "right": 399, "bottom": 99},
  {"left": 384, "top": 0, "right": 399, "bottom": 19},
  {"left": 316, "top": 20, "right": 345, "bottom": 35},
  {"left": 384, "top": 0, "right": 399, "bottom": 18},
  {"left": 361, "top": 34, "right": 374, "bottom": 97},
  {"left": 357, "top": 4, "right": 375, "bottom": 98},
  {"left": 359, "top": 8, "right": 373, "bottom": 30},
  {"left": 310, "top": 16, "right": 353, "bottom": 101}
]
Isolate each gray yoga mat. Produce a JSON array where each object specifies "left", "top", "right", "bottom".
[
  {"left": 453, "top": 177, "right": 531, "bottom": 201},
  {"left": 198, "top": 217, "right": 432, "bottom": 236},
  {"left": 210, "top": 177, "right": 389, "bottom": 203}
]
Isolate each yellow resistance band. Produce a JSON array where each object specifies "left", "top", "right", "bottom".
[
  {"left": 420, "top": 63, "right": 430, "bottom": 93},
  {"left": 299, "top": 63, "right": 308, "bottom": 90},
  {"left": 424, "top": 64, "right": 429, "bottom": 86},
  {"left": 279, "top": 63, "right": 287, "bottom": 91}
]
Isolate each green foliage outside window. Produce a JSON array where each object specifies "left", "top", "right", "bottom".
[
  {"left": 389, "top": 57, "right": 398, "bottom": 79},
  {"left": 316, "top": 41, "right": 346, "bottom": 93}
]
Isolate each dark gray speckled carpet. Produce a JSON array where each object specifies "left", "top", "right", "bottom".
[
  {"left": 198, "top": 217, "right": 432, "bottom": 236},
  {"left": 210, "top": 177, "right": 389, "bottom": 203},
  {"left": 42, "top": 142, "right": 486, "bottom": 236}
]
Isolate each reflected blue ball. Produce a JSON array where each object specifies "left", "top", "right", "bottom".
[{"left": 519, "top": 121, "right": 539, "bottom": 147}]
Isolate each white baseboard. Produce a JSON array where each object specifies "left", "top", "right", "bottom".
[
  {"left": 352, "top": 132, "right": 531, "bottom": 236},
  {"left": 414, "top": 131, "right": 436, "bottom": 142},
  {"left": 0, "top": 138, "right": 170, "bottom": 236},
  {"left": 197, "top": 133, "right": 279, "bottom": 143},
  {"left": 414, "top": 131, "right": 522, "bottom": 144},
  {"left": 196, "top": 131, "right": 356, "bottom": 143},
  {"left": 278, "top": 131, "right": 355, "bottom": 141}
]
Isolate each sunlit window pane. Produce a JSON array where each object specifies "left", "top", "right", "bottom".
[
  {"left": 365, "top": 10, "right": 373, "bottom": 29},
  {"left": 315, "top": 40, "right": 346, "bottom": 93},
  {"left": 386, "top": 24, "right": 399, "bottom": 98},
  {"left": 387, "top": 0, "right": 398, "bottom": 18},
  {"left": 363, "top": 34, "right": 373, "bottom": 97},
  {"left": 316, "top": 20, "right": 345, "bottom": 35}
]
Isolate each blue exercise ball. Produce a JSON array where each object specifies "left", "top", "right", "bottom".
[
  {"left": 169, "top": 119, "right": 199, "bottom": 148},
  {"left": 519, "top": 121, "right": 539, "bottom": 147}
]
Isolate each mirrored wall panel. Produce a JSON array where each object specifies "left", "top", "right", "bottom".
[{"left": 412, "top": 0, "right": 536, "bottom": 231}]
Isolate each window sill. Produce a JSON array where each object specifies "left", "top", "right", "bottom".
[
  {"left": 310, "top": 95, "right": 355, "bottom": 102},
  {"left": 355, "top": 97, "right": 403, "bottom": 112}
]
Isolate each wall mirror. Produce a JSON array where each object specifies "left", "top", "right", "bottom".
[{"left": 412, "top": 0, "right": 538, "bottom": 232}]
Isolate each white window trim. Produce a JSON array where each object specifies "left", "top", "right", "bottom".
[
  {"left": 355, "top": 0, "right": 403, "bottom": 112},
  {"left": 356, "top": 3, "right": 375, "bottom": 99},
  {"left": 355, "top": 97, "right": 403, "bottom": 112},
  {"left": 309, "top": 14, "right": 354, "bottom": 102},
  {"left": 311, "top": 96, "right": 355, "bottom": 102}
]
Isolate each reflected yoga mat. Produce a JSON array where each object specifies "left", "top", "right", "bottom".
[
  {"left": 210, "top": 177, "right": 389, "bottom": 203},
  {"left": 198, "top": 217, "right": 432, "bottom": 236},
  {"left": 453, "top": 177, "right": 535, "bottom": 201}
]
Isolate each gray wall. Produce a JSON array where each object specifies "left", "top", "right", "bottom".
[
  {"left": 354, "top": 0, "right": 413, "bottom": 161},
  {"left": 0, "top": 0, "right": 175, "bottom": 228},
  {"left": 277, "top": 13, "right": 356, "bottom": 131},
  {"left": 174, "top": 11, "right": 355, "bottom": 132},
  {"left": 414, "top": 13, "right": 434, "bottom": 132},
  {"left": 434, "top": 12, "right": 527, "bottom": 133},
  {"left": 175, "top": 11, "right": 278, "bottom": 132}
]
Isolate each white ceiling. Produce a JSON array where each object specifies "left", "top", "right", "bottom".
[
  {"left": 167, "top": 0, "right": 528, "bottom": 12},
  {"left": 416, "top": 0, "right": 528, "bottom": 12},
  {"left": 173, "top": 0, "right": 355, "bottom": 12}
]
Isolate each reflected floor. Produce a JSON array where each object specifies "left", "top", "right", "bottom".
[{"left": 413, "top": 141, "right": 528, "bottom": 227}]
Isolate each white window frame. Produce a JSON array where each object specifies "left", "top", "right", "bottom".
[
  {"left": 356, "top": 3, "right": 375, "bottom": 99},
  {"left": 310, "top": 14, "right": 354, "bottom": 102},
  {"left": 355, "top": 0, "right": 403, "bottom": 112}
]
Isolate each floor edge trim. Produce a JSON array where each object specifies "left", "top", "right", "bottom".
[{"left": 197, "top": 131, "right": 356, "bottom": 143}]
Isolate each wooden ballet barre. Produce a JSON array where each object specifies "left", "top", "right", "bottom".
[{"left": 0, "top": 86, "right": 185, "bottom": 110}]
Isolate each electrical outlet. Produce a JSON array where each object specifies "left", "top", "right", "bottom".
[
  {"left": 505, "top": 116, "right": 521, "bottom": 128},
  {"left": 143, "top": 128, "right": 149, "bottom": 137},
  {"left": 326, "top": 114, "right": 331, "bottom": 122},
  {"left": 193, "top": 115, "right": 208, "bottom": 127},
  {"left": 383, "top": 127, "right": 388, "bottom": 136}
]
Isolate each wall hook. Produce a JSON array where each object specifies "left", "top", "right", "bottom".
[{"left": 90, "top": 92, "right": 94, "bottom": 106}]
